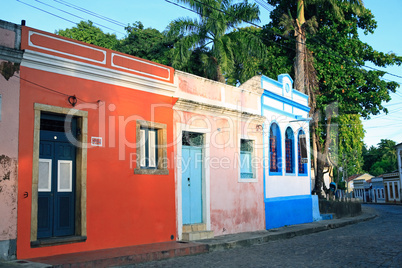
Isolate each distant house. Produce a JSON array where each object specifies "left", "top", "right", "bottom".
[
  {"left": 353, "top": 179, "right": 365, "bottom": 201},
  {"left": 371, "top": 177, "right": 386, "bottom": 203},
  {"left": 382, "top": 171, "right": 400, "bottom": 203},
  {"left": 353, "top": 172, "right": 399, "bottom": 204},
  {"left": 347, "top": 173, "right": 374, "bottom": 195},
  {"left": 396, "top": 142, "right": 402, "bottom": 202}
]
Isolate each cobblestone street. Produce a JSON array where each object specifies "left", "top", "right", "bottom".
[{"left": 128, "top": 205, "right": 402, "bottom": 268}]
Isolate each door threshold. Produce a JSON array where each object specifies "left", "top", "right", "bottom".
[{"left": 31, "top": 235, "right": 87, "bottom": 248}]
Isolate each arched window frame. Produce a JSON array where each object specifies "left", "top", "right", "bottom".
[
  {"left": 297, "top": 129, "right": 308, "bottom": 176},
  {"left": 269, "top": 122, "right": 282, "bottom": 175},
  {"left": 285, "top": 127, "right": 295, "bottom": 174}
]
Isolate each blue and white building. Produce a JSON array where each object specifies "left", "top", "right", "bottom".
[{"left": 261, "top": 74, "right": 313, "bottom": 229}]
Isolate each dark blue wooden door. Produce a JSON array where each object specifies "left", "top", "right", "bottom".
[{"left": 38, "top": 114, "right": 76, "bottom": 238}]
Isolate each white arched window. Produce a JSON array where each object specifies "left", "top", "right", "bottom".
[
  {"left": 285, "top": 127, "right": 295, "bottom": 174},
  {"left": 298, "top": 129, "right": 308, "bottom": 175},
  {"left": 269, "top": 123, "right": 282, "bottom": 174}
]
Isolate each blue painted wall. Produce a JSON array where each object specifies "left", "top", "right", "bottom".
[{"left": 265, "top": 195, "right": 313, "bottom": 229}]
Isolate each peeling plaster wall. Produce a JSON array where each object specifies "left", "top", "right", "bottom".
[
  {"left": 0, "top": 20, "right": 21, "bottom": 260},
  {"left": 0, "top": 68, "right": 19, "bottom": 259}
]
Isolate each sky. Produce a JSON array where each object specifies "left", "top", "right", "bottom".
[{"left": 1, "top": 0, "right": 401, "bottom": 148}]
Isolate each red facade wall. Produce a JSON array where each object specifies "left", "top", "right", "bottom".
[{"left": 17, "top": 27, "right": 177, "bottom": 259}]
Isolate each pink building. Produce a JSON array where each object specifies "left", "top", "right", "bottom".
[
  {"left": 0, "top": 20, "right": 22, "bottom": 260},
  {"left": 173, "top": 72, "right": 266, "bottom": 240}
]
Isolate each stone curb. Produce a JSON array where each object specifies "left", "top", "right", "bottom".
[
  {"left": 0, "top": 214, "right": 377, "bottom": 267},
  {"left": 205, "top": 213, "right": 377, "bottom": 252}
]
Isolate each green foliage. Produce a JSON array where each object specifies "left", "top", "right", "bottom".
[
  {"left": 337, "top": 181, "right": 346, "bottom": 190},
  {"left": 56, "top": 21, "right": 119, "bottom": 50},
  {"left": 308, "top": 5, "right": 401, "bottom": 118},
  {"left": 226, "top": 26, "right": 290, "bottom": 85},
  {"left": 363, "top": 139, "right": 398, "bottom": 176},
  {"left": 266, "top": 0, "right": 401, "bottom": 195},
  {"left": 57, "top": 20, "right": 179, "bottom": 67},
  {"left": 331, "top": 114, "right": 365, "bottom": 179},
  {"left": 168, "top": 0, "right": 262, "bottom": 82},
  {"left": 266, "top": 0, "right": 402, "bottom": 117},
  {"left": 117, "top": 22, "right": 178, "bottom": 66}
]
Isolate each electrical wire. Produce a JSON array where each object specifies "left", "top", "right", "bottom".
[
  {"left": 16, "top": 0, "right": 77, "bottom": 25},
  {"left": 52, "top": 0, "right": 127, "bottom": 27},
  {"left": 15, "top": 74, "right": 97, "bottom": 104},
  {"left": 31, "top": 0, "right": 125, "bottom": 35}
]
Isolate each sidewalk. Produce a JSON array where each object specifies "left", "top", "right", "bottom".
[{"left": 0, "top": 208, "right": 377, "bottom": 268}]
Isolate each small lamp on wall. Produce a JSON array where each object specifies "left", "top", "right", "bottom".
[{"left": 68, "top": 95, "right": 77, "bottom": 107}]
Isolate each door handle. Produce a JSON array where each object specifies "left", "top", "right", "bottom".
[
  {"left": 187, "top": 177, "right": 190, "bottom": 182},
  {"left": 188, "top": 177, "right": 190, "bottom": 186}
]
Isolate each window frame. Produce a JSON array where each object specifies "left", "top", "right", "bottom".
[
  {"left": 238, "top": 136, "right": 258, "bottom": 183},
  {"left": 297, "top": 129, "right": 308, "bottom": 176},
  {"left": 134, "top": 120, "right": 168, "bottom": 175},
  {"left": 269, "top": 123, "right": 282, "bottom": 175},
  {"left": 139, "top": 127, "right": 158, "bottom": 169},
  {"left": 285, "top": 127, "right": 295, "bottom": 175}
]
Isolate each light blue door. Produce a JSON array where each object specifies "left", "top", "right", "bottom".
[{"left": 182, "top": 146, "right": 203, "bottom": 224}]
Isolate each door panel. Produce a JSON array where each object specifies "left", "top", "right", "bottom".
[
  {"left": 182, "top": 147, "right": 191, "bottom": 224},
  {"left": 38, "top": 142, "right": 54, "bottom": 238},
  {"left": 182, "top": 146, "right": 203, "bottom": 225},
  {"left": 189, "top": 147, "right": 202, "bottom": 223},
  {"left": 37, "top": 195, "right": 53, "bottom": 238},
  {"left": 54, "top": 142, "right": 75, "bottom": 237}
]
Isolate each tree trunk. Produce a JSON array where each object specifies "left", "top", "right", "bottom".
[
  {"left": 295, "top": 33, "right": 305, "bottom": 94},
  {"left": 295, "top": 0, "right": 306, "bottom": 94},
  {"left": 216, "top": 64, "right": 225, "bottom": 83},
  {"left": 312, "top": 108, "right": 334, "bottom": 198},
  {"left": 315, "top": 156, "right": 326, "bottom": 198}
]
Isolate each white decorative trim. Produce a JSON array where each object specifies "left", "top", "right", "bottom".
[
  {"left": 175, "top": 70, "right": 263, "bottom": 96},
  {"left": 28, "top": 31, "right": 106, "bottom": 64},
  {"left": 174, "top": 91, "right": 261, "bottom": 116},
  {"left": 21, "top": 50, "right": 176, "bottom": 96},
  {"left": 176, "top": 123, "right": 211, "bottom": 240},
  {"left": 173, "top": 98, "right": 265, "bottom": 122},
  {"left": 111, "top": 53, "right": 171, "bottom": 81}
]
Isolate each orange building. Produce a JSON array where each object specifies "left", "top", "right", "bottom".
[{"left": 16, "top": 25, "right": 177, "bottom": 259}]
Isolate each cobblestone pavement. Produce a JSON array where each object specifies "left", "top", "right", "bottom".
[{"left": 127, "top": 205, "right": 402, "bottom": 268}]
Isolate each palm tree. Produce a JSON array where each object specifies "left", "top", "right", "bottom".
[
  {"left": 379, "top": 139, "right": 397, "bottom": 168},
  {"left": 168, "top": 0, "right": 262, "bottom": 83}
]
